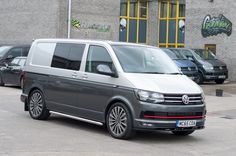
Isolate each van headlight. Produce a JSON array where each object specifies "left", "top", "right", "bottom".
[
  {"left": 135, "top": 90, "right": 164, "bottom": 103},
  {"left": 201, "top": 93, "right": 205, "bottom": 102},
  {"left": 203, "top": 65, "right": 213, "bottom": 70}
]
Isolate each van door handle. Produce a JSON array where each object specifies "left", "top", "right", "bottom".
[
  {"left": 82, "top": 74, "right": 88, "bottom": 79},
  {"left": 72, "top": 72, "right": 78, "bottom": 78}
]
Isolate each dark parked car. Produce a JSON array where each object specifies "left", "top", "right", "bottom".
[
  {"left": 0, "top": 45, "right": 30, "bottom": 67},
  {"left": 171, "top": 48, "right": 228, "bottom": 84},
  {"left": 0, "top": 57, "right": 26, "bottom": 88},
  {"left": 162, "top": 48, "right": 199, "bottom": 82}
]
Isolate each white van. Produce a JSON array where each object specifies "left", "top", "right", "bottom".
[{"left": 21, "top": 39, "right": 206, "bottom": 139}]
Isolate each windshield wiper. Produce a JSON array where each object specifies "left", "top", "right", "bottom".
[
  {"left": 141, "top": 72, "right": 165, "bottom": 74},
  {"left": 167, "top": 73, "right": 182, "bottom": 75}
]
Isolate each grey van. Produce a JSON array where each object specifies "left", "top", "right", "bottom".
[{"left": 21, "top": 39, "right": 206, "bottom": 139}]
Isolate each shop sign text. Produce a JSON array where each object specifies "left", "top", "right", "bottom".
[{"left": 72, "top": 19, "right": 111, "bottom": 32}]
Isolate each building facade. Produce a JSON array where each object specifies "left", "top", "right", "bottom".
[{"left": 0, "top": 0, "right": 235, "bottom": 80}]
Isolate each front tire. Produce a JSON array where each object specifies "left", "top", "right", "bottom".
[
  {"left": 215, "top": 79, "right": 225, "bottom": 84},
  {"left": 106, "top": 103, "right": 135, "bottom": 139},
  {"left": 28, "top": 89, "right": 50, "bottom": 120},
  {"left": 195, "top": 72, "right": 204, "bottom": 84},
  {"left": 172, "top": 130, "right": 195, "bottom": 136}
]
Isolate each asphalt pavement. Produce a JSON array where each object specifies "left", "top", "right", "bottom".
[{"left": 0, "top": 84, "right": 236, "bottom": 156}]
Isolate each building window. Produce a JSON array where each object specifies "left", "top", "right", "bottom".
[
  {"left": 158, "top": 0, "right": 186, "bottom": 48},
  {"left": 205, "top": 44, "right": 216, "bottom": 55},
  {"left": 119, "top": 0, "right": 148, "bottom": 43}
]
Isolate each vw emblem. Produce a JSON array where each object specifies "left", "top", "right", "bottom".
[
  {"left": 182, "top": 95, "right": 190, "bottom": 104},
  {"left": 219, "top": 66, "right": 223, "bottom": 70}
]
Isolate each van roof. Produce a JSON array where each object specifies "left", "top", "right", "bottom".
[{"left": 34, "top": 39, "right": 153, "bottom": 47}]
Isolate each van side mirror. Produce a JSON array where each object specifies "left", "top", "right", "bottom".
[
  {"left": 188, "top": 56, "right": 194, "bottom": 61},
  {"left": 97, "top": 64, "right": 118, "bottom": 78}
]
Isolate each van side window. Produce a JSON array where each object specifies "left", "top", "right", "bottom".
[
  {"left": 8, "top": 48, "right": 22, "bottom": 57},
  {"left": 86, "top": 46, "right": 113, "bottom": 74},
  {"left": 51, "top": 43, "right": 85, "bottom": 70}
]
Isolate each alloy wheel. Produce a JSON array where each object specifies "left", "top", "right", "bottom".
[
  {"left": 29, "top": 92, "right": 43, "bottom": 118},
  {"left": 108, "top": 106, "right": 128, "bottom": 136}
]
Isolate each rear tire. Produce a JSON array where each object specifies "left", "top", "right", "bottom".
[
  {"left": 28, "top": 89, "right": 50, "bottom": 120},
  {"left": 215, "top": 79, "right": 225, "bottom": 84},
  {"left": 106, "top": 102, "right": 135, "bottom": 139},
  {"left": 172, "top": 130, "right": 195, "bottom": 136},
  {"left": 0, "top": 75, "right": 4, "bottom": 86}
]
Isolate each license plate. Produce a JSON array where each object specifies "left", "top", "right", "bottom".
[
  {"left": 176, "top": 120, "right": 196, "bottom": 127},
  {"left": 218, "top": 75, "right": 226, "bottom": 79}
]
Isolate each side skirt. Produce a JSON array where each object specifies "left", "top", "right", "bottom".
[{"left": 49, "top": 111, "right": 103, "bottom": 126}]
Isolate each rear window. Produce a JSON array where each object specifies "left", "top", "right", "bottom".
[{"left": 51, "top": 43, "right": 85, "bottom": 71}]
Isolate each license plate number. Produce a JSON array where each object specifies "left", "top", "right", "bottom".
[
  {"left": 176, "top": 120, "right": 196, "bottom": 127},
  {"left": 218, "top": 75, "right": 226, "bottom": 79}
]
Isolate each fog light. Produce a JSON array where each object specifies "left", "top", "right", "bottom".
[{"left": 142, "top": 123, "right": 154, "bottom": 127}]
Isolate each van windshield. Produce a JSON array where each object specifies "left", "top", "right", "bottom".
[
  {"left": 112, "top": 45, "right": 180, "bottom": 74},
  {"left": 162, "top": 49, "right": 187, "bottom": 60},
  {"left": 0, "top": 46, "right": 11, "bottom": 57},
  {"left": 192, "top": 49, "right": 216, "bottom": 60}
]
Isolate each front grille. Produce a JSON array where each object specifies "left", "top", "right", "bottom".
[
  {"left": 213, "top": 66, "right": 227, "bottom": 71},
  {"left": 144, "top": 111, "right": 204, "bottom": 117},
  {"left": 142, "top": 111, "right": 205, "bottom": 120},
  {"left": 164, "top": 94, "right": 203, "bottom": 105},
  {"left": 181, "top": 67, "right": 197, "bottom": 71}
]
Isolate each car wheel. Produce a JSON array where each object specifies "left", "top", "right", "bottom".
[
  {"left": 215, "top": 79, "right": 225, "bottom": 84},
  {"left": 106, "top": 103, "right": 135, "bottom": 139},
  {"left": 0, "top": 75, "right": 4, "bottom": 86},
  {"left": 195, "top": 72, "right": 204, "bottom": 84},
  {"left": 28, "top": 89, "right": 50, "bottom": 120},
  {"left": 172, "top": 130, "right": 195, "bottom": 136}
]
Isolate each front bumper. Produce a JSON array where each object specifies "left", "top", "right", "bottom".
[
  {"left": 204, "top": 70, "right": 228, "bottom": 80},
  {"left": 133, "top": 101, "right": 206, "bottom": 131},
  {"left": 182, "top": 70, "right": 198, "bottom": 81}
]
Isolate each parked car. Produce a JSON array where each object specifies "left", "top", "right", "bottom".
[
  {"left": 171, "top": 48, "right": 228, "bottom": 84},
  {"left": 0, "top": 57, "right": 26, "bottom": 88},
  {"left": 21, "top": 39, "right": 206, "bottom": 139},
  {"left": 0, "top": 45, "right": 30, "bottom": 67},
  {"left": 162, "top": 48, "right": 199, "bottom": 82}
]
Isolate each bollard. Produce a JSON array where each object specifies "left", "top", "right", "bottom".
[{"left": 216, "top": 89, "right": 223, "bottom": 97}]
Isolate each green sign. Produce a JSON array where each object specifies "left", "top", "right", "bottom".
[
  {"left": 201, "top": 14, "right": 232, "bottom": 38},
  {"left": 71, "top": 19, "right": 110, "bottom": 32}
]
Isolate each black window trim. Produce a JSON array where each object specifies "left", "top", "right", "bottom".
[
  {"left": 85, "top": 44, "right": 117, "bottom": 75},
  {"left": 51, "top": 42, "right": 86, "bottom": 71}
]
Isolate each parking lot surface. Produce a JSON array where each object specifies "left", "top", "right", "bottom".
[{"left": 0, "top": 84, "right": 236, "bottom": 156}]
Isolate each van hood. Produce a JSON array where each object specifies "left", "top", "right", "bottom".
[
  {"left": 199, "top": 59, "right": 226, "bottom": 67},
  {"left": 173, "top": 59, "right": 197, "bottom": 68},
  {"left": 124, "top": 73, "right": 202, "bottom": 94}
]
